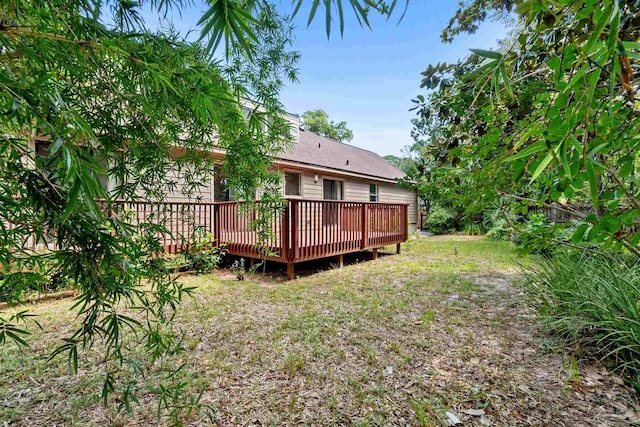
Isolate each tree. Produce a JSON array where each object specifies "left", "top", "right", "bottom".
[
  {"left": 413, "top": 0, "right": 640, "bottom": 253},
  {"left": 0, "top": 0, "right": 299, "bottom": 418},
  {"left": 301, "top": 109, "right": 355, "bottom": 142},
  {"left": 383, "top": 154, "right": 415, "bottom": 175}
]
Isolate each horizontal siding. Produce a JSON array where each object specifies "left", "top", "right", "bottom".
[
  {"left": 301, "top": 172, "right": 322, "bottom": 199},
  {"left": 163, "top": 167, "right": 214, "bottom": 202},
  {"left": 379, "top": 183, "right": 418, "bottom": 229},
  {"left": 345, "top": 179, "right": 370, "bottom": 202}
]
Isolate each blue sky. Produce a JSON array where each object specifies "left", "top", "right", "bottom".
[{"left": 146, "top": 1, "right": 509, "bottom": 156}]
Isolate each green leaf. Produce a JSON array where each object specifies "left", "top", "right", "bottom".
[
  {"left": 61, "top": 178, "right": 82, "bottom": 224},
  {"left": 514, "top": 0, "right": 534, "bottom": 15},
  {"left": 621, "top": 41, "right": 640, "bottom": 50},
  {"left": 607, "top": 1, "right": 620, "bottom": 53},
  {"left": 619, "top": 156, "right": 634, "bottom": 177},
  {"left": 307, "top": 0, "right": 320, "bottom": 28},
  {"left": 499, "top": 64, "right": 514, "bottom": 99},
  {"left": 586, "top": 162, "right": 599, "bottom": 203},
  {"left": 469, "top": 49, "right": 503, "bottom": 60},
  {"left": 585, "top": 3, "right": 613, "bottom": 52},
  {"left": 572, "top": 223, "right": 590, "bottom": 244},
  {"left": 530, "top": 152, "right": 553, "bottom": 182},
  {"left": 547, "top": 56, "right": 561, "bottom": 69},
  {"left": 504, "top": 140, "right": 546, "bottom": 161}
]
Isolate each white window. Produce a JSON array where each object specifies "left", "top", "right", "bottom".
[
  {"left": 284, "top": 172, "right": 301, "bottom": 196},
  {"left": 369, "top": 183, "right": 379, "bottom": 202}
]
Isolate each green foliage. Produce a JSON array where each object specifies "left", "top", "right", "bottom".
[
  {"left": 424, "top": 206, "right": 455, "bottom": 235},
  {"left": 486, "top": 218, "right": 512, "bottom": 242},
  {"left": 0, "top": 0, "right": 297, "bottom": 419},
  {"left": 301, "top": 109, "right": 354, "bottom": 142},
  {"left": 230, "top": 258, "right": 247, "bottom": 280},
  {"left": 523, "top": 253, "right": 640, "bottom": 387},
  {"left": 186, "top": 235, "right": 225, "bottom": 275},
  {"left": 515, "top": 214, "right": 560, "bottom": 256},
  {"left": 199, "top": 0, "right": 405, "bottom": 51},
  {"left": 463, "top": 222, "right": 485, "bottom": 236},
  {"left": 412, "top": 0, "right": 640, "bottom": 256},
  {"left": 384, "top": 155, "right": 415, "bottom": 175}
]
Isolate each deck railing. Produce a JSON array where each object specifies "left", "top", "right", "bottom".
[
  {"left": 13, "top": 200, "right": 409, "bottom": 269},
  {"left": 107, "top": 199, "right": 408, "bottom": 263}
]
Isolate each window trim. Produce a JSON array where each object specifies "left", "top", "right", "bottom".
[
  {"left": 322, "top": 177, "right": 344, "bottom": 201},
  {"left": 369, "top": 183, "right": 379, "bottom": 202},
  {"left": 283, "top": 170, "right": 303, "bottom": 198}
]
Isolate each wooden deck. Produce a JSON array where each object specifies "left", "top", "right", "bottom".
[
  {"left": 14, "top": 199, "right": 408, "bottom": 280},
  {"left": 116, "top": 199, "right": 408, "bottom": 279}
]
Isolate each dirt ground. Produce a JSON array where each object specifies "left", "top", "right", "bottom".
[{"left": 1, "top": 236, "right": 638, "bottom": 426}]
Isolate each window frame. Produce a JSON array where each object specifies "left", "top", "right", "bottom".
[
  {"left": 322, "top": 178, "right": 344, "bottom": 201},
  {"left": 213, "top": 166, "right": 235, "bottom": 202},
  {"left": 283, "top": 170, "right": 303, "bottom": 197},
  {"left": 369, "top": 183, "right": 379, "bottom": 202}
]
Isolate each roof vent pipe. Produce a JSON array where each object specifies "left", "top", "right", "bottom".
[
  {"left": 318, "top": 143, "right": 321, "bottom": 148},
  {"left": 346, "top": 160, "right": 349, "bottom": 165}
]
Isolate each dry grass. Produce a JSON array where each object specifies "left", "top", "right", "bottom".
[{"left": 1, "top": 236, "right": 638, "bottom": 426}]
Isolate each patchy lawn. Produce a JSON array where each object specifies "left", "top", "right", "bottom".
[{"left": 1, "top": 235, "right": 639, "bottom": 426}]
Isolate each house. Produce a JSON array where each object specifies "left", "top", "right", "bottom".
[
  {"left": 28, "top": 109, "right": 416, "bottom": 279},
  {"left": 274, "top": 128, "right": 418, "bottom": 231},
  {"left": 154, "top": 111, "right": 418, "bottom": 230}
]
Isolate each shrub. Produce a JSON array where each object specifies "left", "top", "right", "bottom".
[
  {"left": 425, "top": 206, "right": 455, "bottom": 234},
  {"left": 185, "top": 234, "right": 225, "bottom": 274},
  {"left": 0, "top": 268, "right": 71, "bottom": 303},
  {"left": 514, "top": 214, "right": 579, "bottom": 256},
  {"left": 463, "top": 223, "right": 485, "bottom": 236},
  {"left": 484, "top": 210, "right": 519, "bottom": 241},
  {"left": 486, "top": 218, "right": 511, "bottom": 241},
  {"left": 516, "top": 213, "right": 557, "bottom": 255},
  {"left": 522, "top": 253, "right": 640, "bottom": 388}
]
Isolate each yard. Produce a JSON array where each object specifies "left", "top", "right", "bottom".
[{"left": 1, "top": 235, "right": 638, "bottom": 426}]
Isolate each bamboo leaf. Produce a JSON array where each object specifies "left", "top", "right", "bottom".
[
  {"left": 504, "top": 140, "right": 546, "bottom": 161},
  {"left": 470, "top": 48, "right": 503, "bottom": 60},
  {"left": 531, "top": 152, "right": 554, "bottom": 182},
  {"left": 500, "top": 63, "right": 514, "bottom": 99},
  {"left": 586, "top": 161, "right": 599, "bottom": 203}
]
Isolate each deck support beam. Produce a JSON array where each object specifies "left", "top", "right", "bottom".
[
  {"left": 396, "top": 243, "right": 401, "bottom": 254},
  {"left": 372, "top": 248, "right": 378, "bottom": 260},
  {"left": 287, "top": 263, "right": 295, "bottom": 281},
  {"left": 337, "top": 254, "right": 344, "bottom": 268}
]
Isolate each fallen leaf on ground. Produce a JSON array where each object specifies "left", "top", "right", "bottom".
[
  {"left": 463, "top": 408, "right": 485, "bottom": 416},
  {"left": 446, "top": 411, "right": 461, "bottom": 425}
]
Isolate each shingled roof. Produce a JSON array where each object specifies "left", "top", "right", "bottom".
[{"left": 277, "top": 128, "right": 405, "bottom": 181}]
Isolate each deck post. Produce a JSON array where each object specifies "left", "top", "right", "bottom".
[
  {"left": 403, "top": 204, "right": 409, "bottom": 241},
  {"left": 213, "top": 204, "right": 221, "bottom": 247},
  {"left": 372, "top": 248, "right": 378, "bottom": 260},
  {"left": 361, "top": 203, "right": 369, "bottom": 250},
  {"left": 280, "top": 202, "right": 290, "bottom": 262},
  {"left": 287, "top": 263, "right": 295, "bottom": 280},
  {"left": 396, "top": 243, "right": 401, "bottom": 254},
  {"left": 291, "top": 200, "right": 300, "bottom": 261},
  {"left": 337, "top": 254, "right": 344, "bottom": 268}
]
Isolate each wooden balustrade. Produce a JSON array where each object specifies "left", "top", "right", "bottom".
[{"left": 11, "top": 199, "right": 409, "bottom": 278}]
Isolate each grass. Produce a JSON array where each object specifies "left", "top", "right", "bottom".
[
  {"left": 1, "top": 235, "right": 638, "bottom": 426},
  {"left": 522, "top": 252, "right": 640, "bottom": 389}
]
